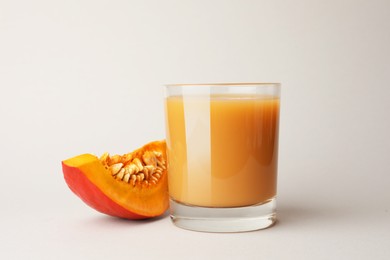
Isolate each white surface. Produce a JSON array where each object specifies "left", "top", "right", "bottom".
[{"left": 1, "top": 0, "right": 389, "bottom": 259}]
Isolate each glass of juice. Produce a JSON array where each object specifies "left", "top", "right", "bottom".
[{"left": 164, "top": 83, "right": 281, "bottom": 232}]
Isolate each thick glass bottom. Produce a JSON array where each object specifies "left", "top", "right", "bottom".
[{"left": 169, "top": 198, "right": 276, "bottom": 233}]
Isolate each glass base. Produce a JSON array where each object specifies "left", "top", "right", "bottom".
[{"left": 169, "top": 198, "right": 276, "bottom": 233}]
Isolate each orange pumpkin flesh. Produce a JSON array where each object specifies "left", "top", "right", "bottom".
[{"left": 62, "top": 140, "right": 168, "bottom": 219}]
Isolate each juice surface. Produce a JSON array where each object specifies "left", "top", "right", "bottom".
[{"left": 165, "top": 94, "right": 279, "bottom": 207}]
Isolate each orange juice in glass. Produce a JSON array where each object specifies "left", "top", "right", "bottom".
[{"left": 164, "top": 83, "right": 280, "bottom": 232}]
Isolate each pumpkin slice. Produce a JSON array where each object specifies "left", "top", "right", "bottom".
[{"left": 61, "top": 140, "right": 168, "bottom": 219}]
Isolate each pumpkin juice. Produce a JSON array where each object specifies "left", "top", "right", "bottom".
[{"left": 165, "top": 94, "right": 280, "bottom": 208}]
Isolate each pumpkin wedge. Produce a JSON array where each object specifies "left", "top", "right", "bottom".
[{"left": 62, "top": 140, "right": 168, "bottom": 219}]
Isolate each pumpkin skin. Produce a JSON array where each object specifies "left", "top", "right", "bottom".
[{"left": 61, "top": 141, "right": 168, "bottom": 219}]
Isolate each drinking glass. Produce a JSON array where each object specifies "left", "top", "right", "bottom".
[{"left": 164, "top": 83, "right": 281, "bottom": 232}]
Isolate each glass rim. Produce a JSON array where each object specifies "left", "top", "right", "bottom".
[{"left": 165, "top": 82, "right": 281, "bottom": 87}]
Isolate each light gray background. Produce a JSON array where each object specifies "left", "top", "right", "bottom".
[{"left": 1, "top": 0, "right": 389, "bottom": 259}]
